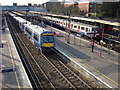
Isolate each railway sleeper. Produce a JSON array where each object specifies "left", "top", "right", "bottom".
[
  {"left": 70, "top": 79, "right": 81, "bottom": 83},
  {"left": 68, "top": 76, "right": 75, "bottom": 79},
  {"left": 52, "top": 70, "right": 58, "bottom": 73},
  {"left": 65, "top": 74, "right": 74, "bottom": 77},
  {"left": 61, "top": 69, "right": 69, "bottom": 72},
  {"left": 57, "top": 76, "right": 64, "bottom": 79},
  {"left": 62, "top": 80, "right": 69, "bottom": 84}
]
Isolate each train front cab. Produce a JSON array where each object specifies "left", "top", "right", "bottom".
[{"left": 40, "top": 31, "right": 55, "bottom": 51}]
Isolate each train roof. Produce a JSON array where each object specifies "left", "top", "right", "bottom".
[
  {"left": 50, "top": 16, "right": 99, "bottom": 28},
  {"left": 25, "top": 23, "right": 49, "bottom": 35},
  {"left": 14, "top": 16, "right": 31, "bottom": 24},
  {"left": 70, "top": 21, "right": 98, "bottom": 28},
  {"left": 12, "top": 11, "right": 24, "bottom": 16},
  {"left": 25, "top": 11, "right": 120, "bottom": 26},
  {"left": 9, "top": 13, "right": 16, "bottom": 17}
]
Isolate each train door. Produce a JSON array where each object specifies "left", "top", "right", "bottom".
[
  {"left": 19, "top": 22, "right": 21, "bottom": 28},
  {"left": 58, "top": 21, "right": 60, "bottom": 25},
  {"left": 85, "top": 27, "right": 89, "bottom": 35},
  {"left": 70, "top": 24, "right": 73, "bottom": 30},
  {"left": 80, "top": 26, "right": 85, "bottom": 35},
  {"left": 78, "top": 25, "right": 80, "bottom": 32},
  {"left": 66, "top": 23, "right": 67, "bottom": 28}
]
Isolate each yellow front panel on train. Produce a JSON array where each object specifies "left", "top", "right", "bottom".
[
  {"left": 42, "top": 33, "right": 53, "bottom": 36},
  {"left": 43, "top": 43, "right": 54, "bottom": 47}
]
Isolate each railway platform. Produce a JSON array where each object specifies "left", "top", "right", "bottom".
[
  {"left": 45, "top": 25, "right": 120, "bottom": 88},
  {"left": 0, "top": 17, "right": 32, "bottom": 89}
]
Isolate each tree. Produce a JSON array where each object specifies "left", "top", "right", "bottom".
[
  {"left": 48, "top": 4, "right": 82, "bottom": 16},
  {"left": 100, "top": 2, "right": 120, "bottom": 18}
]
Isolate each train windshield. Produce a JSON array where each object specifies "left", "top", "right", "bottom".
[{"left": 42, "top": 35, "right": 54, "bottom": 43}]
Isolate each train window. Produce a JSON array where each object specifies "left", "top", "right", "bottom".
[
  {"left": 34, "top": 34, "right": 39, "bottom": 41},
  {"left": 71, "top": 24, "right": 73, "bottom": 27},
  {"left": 42, "top": 36, "right": 48, "bottom": 43},
  {"left": 78, "top": 26, "right": 80, "bottom": 29},
  {"left": 86, "top": 28, "right": 88, "bottom": 32},
  {"left": 26, "top": 28, "right": 32, "bottom": 35},
  {"left": 74, "top": 25, "right": 77, "bottom": 28},
  {"left": 22, "top": 25, "right": 24, "bottom": 29},
  {"left": 81, "top": 27, "right": 85, "bottom": 30},
  {"left": 42, "top": 35, "right": 54, "bottom": 43},
  {"left": 64, "top": 23, "right": 66, "bottom": 25},
  {"left": 48, "top": 36, "right": 54, "bottom": 42}
]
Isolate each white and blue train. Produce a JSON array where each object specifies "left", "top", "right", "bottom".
[{"left": 10, "top": 13, "right": 55, "bottom": 51}]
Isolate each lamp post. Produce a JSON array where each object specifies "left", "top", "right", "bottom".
[
  {"left": 91, "top": 20, "right": 96, "bottom": 52},
  {"left": 36, "top": 13, "right": 39, "bottom": 25},
  {"left": 41, "top": 14, "right": 44, "bottom": 27},
  {"left": 50, "top": 14, "right": 53, "bottom": 32},
  {"left": 67, "top": 13, "right": 71, "bottom": 44},
  {"left": 99, "top": 23, "right": 104, "bottom": 57},
  {"left": 108, "top": 40, "right": 111, "bottom": 54},
  {"left": 91, "top": 30, "right": 95, "bottom": 52},
  {"left": 25, "top": 10, "right": 27, "bottom": 24},
  {"left": 25, "top": 10, "right": 29, "bottom": 24}
]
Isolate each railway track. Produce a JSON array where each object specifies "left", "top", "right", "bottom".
[
  {"left": 6, "top": 13, "right": 93, "bottom": 89},
  {"left": 13, "top": 11, "right": 119, "bottom": 40},
  {"left": 6, "top": 14, "right": 43, "bottom": 89},
  {"left": 12, "top": 11, "right": 120, "bottom": 53},
  {"left": 35, "top": 16, "right": 120, "bottom": 53},
  {"left": 13, "top": 12, "right": 120, "bottom": 41},
  {"left": 43, "top": 51, "right": 91, "bottom": 88}
]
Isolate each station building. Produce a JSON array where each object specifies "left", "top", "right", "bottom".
[{"left": 42, "top": 0, "right": 61, "bottom": 10}]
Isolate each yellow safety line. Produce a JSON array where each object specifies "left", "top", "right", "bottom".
[
  {"left": 7, "top": 34, "right": 21, "bottom": 89},
  {"left": 85, "top": 63, "right": 120, "bottom": 86}
]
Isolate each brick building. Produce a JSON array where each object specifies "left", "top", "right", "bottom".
[{"left": 64, "top": 0, "right": 102, "bottom": 14}]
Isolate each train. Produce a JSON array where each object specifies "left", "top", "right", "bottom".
[
  {"left": 13, "top": 11, "right": 119, "bottom": 38},
  {"left": 9, "top": 13, "right": 55, "bottom": 51},
  {"left": 42, "top": 16, "right": 102, "bottom": 38},
  {"left": 12, "top": 11, "right": 102, "bottom": 38}
]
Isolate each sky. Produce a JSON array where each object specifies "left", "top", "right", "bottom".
[
  {"left": 1, "top": 0, "right": 63, "bottom": 5},
  {"left": 1, "top": 0, "right": 119, "bottom": 5}
]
